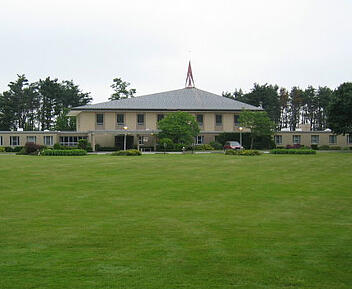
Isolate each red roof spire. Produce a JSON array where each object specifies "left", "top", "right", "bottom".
[{"left": 185, "top": 61, "right": 195, "bottom": 88}]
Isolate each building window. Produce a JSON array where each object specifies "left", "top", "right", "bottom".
[
  {"left": 60, "top": 136, "right": 87, "bottom": 146},
  {"left": 10, "top": 136, "right": 20, "bottom": 146},
  {"left": 348, "top": 135, "right": 352, "bottom": 144},
  {"left": 44, "top": 136, "right": 53, "bottom": 146},
  {"left": 116, "top": 114, "right": 124, "bottom": 125},
  {"left": 274, "top": 135, "right": 282, "bottom": 145},
  {"left": 0, "top": 136, "right": 3, "bottom": 146},
  {"left": 329, "top": 135, "right": 337, "bottom": 144},
  {"left": 311, "top": 135, "right": 319, "bottom": 144},
  {"left": 96, "top": 114, "right": 104, "bottom": 125},
  {"left": 293, "top": 135, "right": 301, "bottom": 144},
  {"left": 234, "top": 115, "right": 240, "bottom": 125},
  {"left": 196, "top": 135, "right": 204, "bottom": 145},
  {"left": 137, "top": 114, "right": 144, "bottom": 125},
  {"left": 215, "top": 114, "right": 222, "bottom": 126},
  {"left": 157, "top": 114, "right": 164, "bottom": 122},
  {"left": 196, "top": 114, "right": 203, "bottom": 125},
  {"left": 26, "top": 136, "right": 36, "bottom": 143}
]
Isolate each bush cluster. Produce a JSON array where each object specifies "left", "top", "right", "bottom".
[
  {"left": 225, "top": 149, "right": 261, "bottom": 156},
  {"left": 0, "top": 147, "right": 5, "bottom": 153},
  {"left": 41, "top": 149, "right": 87, "bottom": 156},
  {"left": 111, "top": 149, "right": 142, "bottom": 156},
  {"left": 16, "top": 142, "right": 45, "bottom": 155},
  {"left": 194, "top": 144, "right": 213, "bottom": 150},
  {"left": 4, "top": 146, "right": 23, "bottom": 152},
  {"left": 270, "top": 149, "right": 316, "bottom": 154},
  {"left": 209, "top": 141, "right": 223, "bottom": 150}
]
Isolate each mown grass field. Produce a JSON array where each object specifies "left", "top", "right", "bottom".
[{"left": 0, "top": 153, "right": 351, "bottom": 289}]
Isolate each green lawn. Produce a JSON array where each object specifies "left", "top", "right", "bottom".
[{"left": 0, "top": 153, "right": 351, "bottom": 289}]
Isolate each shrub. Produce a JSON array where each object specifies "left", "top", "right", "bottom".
[
  {"left": 286, "top": 144, "right": 304, "bottom": 149},
  {"left": 194, "top": 144, "right": 214, "bottom": 150},
  {"left": 53, "top": 143, "right": 62, "bottom": 150},
  {"left": 270, "top": 149, "right": 316, "bottom": 154},
  {"left": 329, "top": 146, "right": 341, "bottom": 150},
  {"left": 209, "top": 141, "right": 223, "bottom": 150},
  {"left": 319, "top": 145, "right": 330, "bottom": 150},
  {"left": 159, "top": 138, "right": 174, "bottom": 149},
  {"left": 5, "top": 146, "right": 23, "bottom": 152},
  {"left": 111, "top": 149, "right": 142, "bottom": 156},
  {"left": 311, "top": 144, "right": 319, "bottom": 150},
  {"left": 95, "top": 144, "right": 101, "bottom": 151},
  {"left": 24, "top": 142, "right": 42, "bottom": 155},
  {"left": 225, "top": 149, "right": 261, "bottom": 156},
  {"left": 41, "top": 149, "right": 87, "bottom": 156},
  {"left": 97, "top": 146, "right": 118, "bottom": 152},
  {"left": 78, "top": 139, "right": 92, "bottom": 151},
  {"left": 0, "top": 147, "right": 5, "bottom": 153}
]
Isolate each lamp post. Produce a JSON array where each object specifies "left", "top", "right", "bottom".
[
  {"left": 239, "top": 127, "right": 243, "bottom": 147},
  {"left": 123, "top": 126, "right": 128, "bottom": 150}
]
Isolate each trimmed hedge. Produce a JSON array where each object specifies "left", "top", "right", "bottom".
[
  {"left": 270, "top": 149, "right": 316, "bottom": 154},
  {"left": 194, "top": 144, "right": 214, "bottom": 151},
  {"left": 41, "top": 149, "right": 87, "bottom": 156},
  {"left": 225, "top": 149, "right": 261, "bottom": 156},
  {"left": 111, "top": 149, "right": 142, "bottom": 156}
]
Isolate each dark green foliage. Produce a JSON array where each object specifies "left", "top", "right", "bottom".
[
  {"left": 96, "top": 146, "right": 119, "bottom": 152},
  {"left": 158, "top": 138, "right": 174, "bottom": 148},
  {"left": 41, "top": 149, "right": 87, "bottom": 156},
  {"left": 22, "top": 142, "right": 42, "bottom": 155},
  {"left": 209, "top": 141, "right": 223, "bottom": 150},
  {"left": 0, "top": 75, "right": 91, "bottom": 131},
  {"left": 53, "top": 143, "right": 62, "bottom": 150},
  {"left": 225, "top": 149, "right": 261, "bottom": 156},
  {"left": 158, "top": 112, "right": 200, "bottom": 145},
  {"left": 327, "top": 82, "right": 352, "bottom": 135},
  {"left": 78, "top": 139, "right": 92, "bottom": 152},
  {"left": 5, "top": 146, "right": 23, "bottom": 152},
  {"left": 270, "top": 149, "right": 316, "bottom": 154},
  {"left": 311, "top": 144, "right": 319, "bottom": 150},
  {"left": 109, "top": 77, "right": 136, "bottom": 101},
  {"left": 319, "top": 145, "right": 342, "bottom": 150},
  {"left": 0, "top": 147, "right": 5, "bottom": 152},
  {"left": 111, "top": 149, "right": 142, "bottom": 156},
  {"left": 239, "top": 111, "right": 275, "bottom": 149}
]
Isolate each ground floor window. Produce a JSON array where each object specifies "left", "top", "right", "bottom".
[
  {"left": 311, "top": 135, "right": 319, "bottom": 144},
  {"left": 26, "top": 136, "right": 36, "bottom": 143},
  {"left": 274, "top": 135, "right": 282, "bottom": 145},
  {"left": 157, "top": 114, "right": 164, "bottom": 122},
  {"left": 197, "top": 114, "right": 203, "bottom": 126},
  {"left": 196, "top": 135, "right": 204, "bottom": 145},
  {"left": 60, "top": 136, "right": 87, "bottom": 146},
  {"left": 348, "top": 135, "right": 352, "bottom": 144},
  {"left": 329, "top": 135, "right": 337, "bottom": 144},
  {"left": 293, "top": 135, "right": 301, "bottom": 144},
  {"left": 10, "top": 136, "right": 20, "bottom": 146},
  {"left": 0, "top": 136, "right": 3, "bottom": 146},
  {"left": 44, "top": 136, "right": 54, "bottom": 146},
  {"left": 138, "top": 136, "right": 144, "bottom": 145}
]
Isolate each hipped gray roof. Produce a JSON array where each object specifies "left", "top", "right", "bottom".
[{"left": 73, "top": 87, "right": 262, "bottom": 111}]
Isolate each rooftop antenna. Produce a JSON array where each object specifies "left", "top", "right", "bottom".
[{"left": 185, "top": 57, "right": 195, "bottom": 88}]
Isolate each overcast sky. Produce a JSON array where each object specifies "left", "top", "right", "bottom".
[{"left": 1, "top": 0, "right": 351, "bottom": 103}]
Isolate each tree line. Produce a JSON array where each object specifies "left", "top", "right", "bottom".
[
  {"left": 223, "top": 83, "right": 335, "bottom": 131},
  {"left": 0, "top": 75, "right": 92, "bottom": 131}
]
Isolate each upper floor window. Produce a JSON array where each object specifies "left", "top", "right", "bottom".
[
  {"left": 196, "top": 135, "right": 204, "bottom": 145},
  {"left": 197, "top": 114, "right": 203, "bottom": 125},
  {"left": 215, "top": 114, "right": 222, "bottom": 126},
  {"left": 96, "top": 114, "right": 104, "bottom": 125},
  {"left": 137, "top": 114, "right": 145, "bottom": 125},
  {"left": 116, "top": 114, "right": 124, "bottom": 125},
  {"left": 44, "top": 136, "right": 53, "bottom": 146},
  {"left": 26, "top": 136, "right": 36, "bottom": 143},
  {"left": 329, "top": 135, "right": 337, "bottom": 144},
  {"left": 293, "top": 135, "right": 301, "bottom": 144},
  {"left": 10, "top": 136, "right": 20, "bottom": 146},
  {"left": 311, "top": 135, "right": 319, "bottom": 144},
  {"left": 274, "top": 135, "right": 282, "bottom": 145},
  {"left": 234, "top": 115, "right": 240, "bottom": 125}
]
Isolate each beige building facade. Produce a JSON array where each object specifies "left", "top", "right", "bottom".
[{"left": 1, "top": 87, "right": 351, "bottom": 151}]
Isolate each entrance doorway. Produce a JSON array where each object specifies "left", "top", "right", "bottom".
[{"left": 115, "top": 135, "right": 134, "bottom": 150}]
